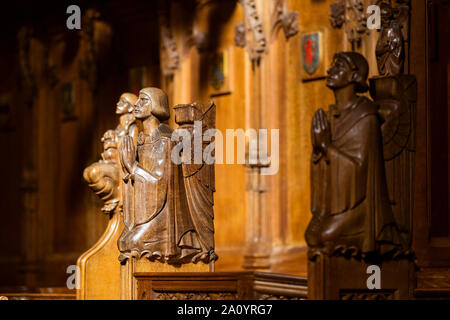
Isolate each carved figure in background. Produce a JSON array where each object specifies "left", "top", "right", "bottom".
[
  {"left": 375, "top": 1, "right": 404, "bottom": 76},
  {"left": 82, "top": 93, "right": 138, "bottom": 214},
  {"left": 118, "top": 88, "right": 216, "bottom": 264},
  {"left": 115, "top": 93, "right": 138, "bottom": 233},
  {"left": 305, "top": 52, "right": 405, "bottom": 259},
  {"left": 115, "top": 93, "right": 138, "bottom": 140},
  {"left": 83, "top": 130, "right": 120, "bottom": 213}
]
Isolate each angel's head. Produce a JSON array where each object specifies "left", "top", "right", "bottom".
[
  {"left": 134, "top": 87, "right": 170, "bottom": 121},
  {"left": 326, "top": 52, "right": 369, "bottom": 93},
  {"left": 116, "top": 93, "right": 138, "bottom": 115}
]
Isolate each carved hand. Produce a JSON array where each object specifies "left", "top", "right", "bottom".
[
  {"left": 312, "top": 109, "right": 331, "bottom": 154},
  {"left": 311, "top": 113, "right": 320, "bottom": 154},
  {"left": 120, "top": 136, "right": 136, "bottom": 174}
]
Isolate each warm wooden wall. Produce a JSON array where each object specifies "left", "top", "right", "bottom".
[{"left": 0, "top": 0, "right": 448, "bottom": 295}]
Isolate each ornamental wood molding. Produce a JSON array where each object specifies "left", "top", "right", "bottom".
[
  {"left": 328, "top": 0, "right": 368, "bottom": 49},
  {"left": 236, "top": 0, "right": 267, "bottom": 62},
  {"left": 328, "top": 0, "right": 411, "bottom": 51}
]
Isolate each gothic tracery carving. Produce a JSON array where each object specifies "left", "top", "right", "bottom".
[
  {"left": 270, "top": 0, "right": 299, "bottom": 42},
  {"left": 238, "top": 0, "right": 267, "bottom": 61}
]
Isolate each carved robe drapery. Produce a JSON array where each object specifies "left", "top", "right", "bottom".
[
  {"left": 117, "top": 115, "right": 138, "bottom": 244},
  {"left": 118, "top": 123, "right": 202, "bottom": 263},
  {"left": 306, "top": 96, "right": 404, "bottom": 257}
]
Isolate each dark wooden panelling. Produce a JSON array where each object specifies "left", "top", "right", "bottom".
[{"left": 134, "top": 271, "right": 307, "bottom": 300}]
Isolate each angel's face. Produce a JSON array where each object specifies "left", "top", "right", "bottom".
[
  {"left": 326, "top": 57, "right": 353, "bottom": 90},
  {"left": 134, "top": 92, "right": 152, "bottom": 119},
  {"left": 116, "top": 97, "right": 130, "bottom": 114}
]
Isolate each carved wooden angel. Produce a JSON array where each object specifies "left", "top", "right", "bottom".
[
  {"left": 370, "top": 69, "right": 417, "bottom": 249},
  {"left": 174, "top": 101, "right": 217, "bottom": 263},
  {"left": 305, "top": 52, "right": 406, "bottom": 259}
]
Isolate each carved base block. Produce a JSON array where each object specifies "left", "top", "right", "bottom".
[
  {"left": 133, "top": 272, "right": 307, "bottom": 300},
  {"left": 77, "top": 213, "right": 124, "bottom": 300},
  {"left": 308, "top": 254, "right": 415, "bottom": 300},
  {"left": 121, "top": 258, "right": 212, "bottom": 300}
]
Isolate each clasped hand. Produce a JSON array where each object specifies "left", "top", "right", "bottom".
[
  {"left": 120, "top": 136, "right": 136, "bottom": 174},
  {"left": 311, "top": 108, "right": 331, "bottom": 155}
]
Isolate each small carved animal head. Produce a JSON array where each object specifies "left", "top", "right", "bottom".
[
  {"left": 134, "top": 87, "right": 170, "bottom": 121},
  {"left": 116, "top": 92, "right": 138, "bottom": 115},
  {"left": 326, "top": 52, "right": 369, "bottom": 93}
]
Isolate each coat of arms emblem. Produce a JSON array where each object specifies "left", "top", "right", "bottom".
[{"left": 301, "top": 33, "right": 321, "bottom": 75}]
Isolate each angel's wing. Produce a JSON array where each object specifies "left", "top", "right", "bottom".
[
  {"left": 372, "top": 75, "right": 417, "bottom": 160},
  {"left": 174, "top": 101, "right": 216, "bottom": 262},
  {"left": 371, "top": 75, "right": 417, "bottom": 245},
  {"left": 379, "top": 98, "right": 411, "bottom": 161}
]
